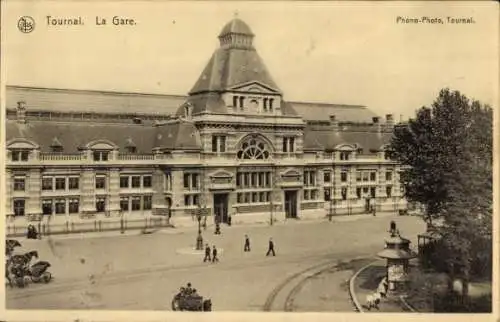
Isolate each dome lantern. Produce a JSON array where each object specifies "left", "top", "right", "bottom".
[{"left": 218, "top": 16, "right": 255, "bottom": 49}]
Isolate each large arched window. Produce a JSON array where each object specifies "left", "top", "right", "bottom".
[{"left": 237, "top": 137, "right": 271, "bottom": 160}]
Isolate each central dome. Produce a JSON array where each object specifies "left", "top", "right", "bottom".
[{"left": 219, "top": 18, "right": 254, "bottom": 37}]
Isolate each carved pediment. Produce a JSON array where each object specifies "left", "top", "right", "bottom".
[
  {"left": 229, "top": 81, "right": 280, "bottom": 94},
  {"left": 7, "top": 138, "right": 39, "bottom": 150},
  {"left": 335, "top": 144, "right": 356, "bottom": 151},
  {"left": 209, "top": 170, "right": 233, "bottom": 185},
  {"left": 281, "top": 168, "right": 301, "bottom": 182}
]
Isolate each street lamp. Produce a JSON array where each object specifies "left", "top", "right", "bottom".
[{"left": 195, "top": 206, "right": 203, "bottom": 250}]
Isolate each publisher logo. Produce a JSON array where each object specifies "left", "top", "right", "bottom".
[{"left": 18, "top": 16, "right": 35, "bottom": 33}]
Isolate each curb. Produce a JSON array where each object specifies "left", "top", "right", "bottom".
[{"left": 348, "top": 259, "right": 383, "bottom": 313}]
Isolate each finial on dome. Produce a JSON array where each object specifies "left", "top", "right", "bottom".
[{"left": 234, "top": 10, "right": 239, "bottom": 18}]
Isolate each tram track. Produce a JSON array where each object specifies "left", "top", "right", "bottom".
[{"left": 263, "top": 257, "right": 373, "bottom": 312}]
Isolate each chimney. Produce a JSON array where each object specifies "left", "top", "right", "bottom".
[
  {"left": 372, "top": 116, "right": 381, "bottom": 134},
  {"left": 329, "top": 115, "right": 338, "bottom": 131},
  {"left": 17, "top": 101, "right": 26, "bottom": 124},
  {"left": 385, "top": 114, "right": 395, "bottom": 131}
]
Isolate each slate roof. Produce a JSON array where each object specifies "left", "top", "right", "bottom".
[
  {"left": 188, "top": 47, "right": 280, "bottom": 95},
  {"left": 5, "top": 119, "right": 201, "bottom": 153},
  {"left": 291, "top": 101, "right": 378, "bottom": 123},
  {"left": 302, "top": 126, "right": 392, "bottom": 151},
  {"left": 6, "top": 86, "right": 184, "bottom": 116}
]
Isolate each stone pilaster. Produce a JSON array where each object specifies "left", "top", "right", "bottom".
[
  {"left": 108, "top": 168, "right": 121, "bottom": 216},
  {"left": 27, "top": 168, "right": 42, "bottom": 216},
  {"left": 152, "top": 168, "right": 168, "bottom": 216},
  {"left": 5, "top": 169, "right": 13, "bottom": 216},
  {"left": 170, "top": 169, "right": 185, "bottom": 215},
  {"left": 81, "top": 168, "right": 95, "bottom": 213}
]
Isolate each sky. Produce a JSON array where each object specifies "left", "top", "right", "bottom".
[{"left": 2, "top": 1, "right": 498, "bottom": 120}]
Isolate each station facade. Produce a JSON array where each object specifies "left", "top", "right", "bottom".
[{"left": 5, "top": 18, "right": 406, "bottom": 228}]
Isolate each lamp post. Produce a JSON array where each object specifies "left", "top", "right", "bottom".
[{"left": 195, "top": 205, "right": 203, "bottom": 250}]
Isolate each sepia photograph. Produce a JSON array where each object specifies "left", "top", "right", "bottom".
[{"left": 1, "top": 0, "right": 498, "bottom": 320}]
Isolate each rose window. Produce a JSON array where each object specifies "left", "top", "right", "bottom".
[{"left": 237, "top": 138, "right": 270, "bottom": 160}]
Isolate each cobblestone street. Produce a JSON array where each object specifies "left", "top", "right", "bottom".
[{"left": 6, "top": 214, "right": 425, "bottom": 311}]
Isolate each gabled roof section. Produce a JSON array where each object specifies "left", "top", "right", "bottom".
[{"left": 228, "top": 81, "right": 280, "bottom": 94}]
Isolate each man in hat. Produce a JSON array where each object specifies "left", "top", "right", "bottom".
[
  {"left": 203, "top": 244, "right": 211, "bottom": 262},
  {"left": 266, "top": 238, "right": 276, "bottom": 256},
  {"left": 244, "top": 234, "right": 251, "bottom": 252},
  {"left": 212, "top": 245, "right": 219, "bottom": 263}
]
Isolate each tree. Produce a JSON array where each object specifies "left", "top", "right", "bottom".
[{"left": 389, "top": 88, "right": 493, "bottom": 301}]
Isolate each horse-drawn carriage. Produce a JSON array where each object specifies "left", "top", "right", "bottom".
[
  {"left": 5, "top": 240, "right": 52, "bottom": 288},
  {"left": 171, "top": 286, "right": 212, "bottom": 311}
]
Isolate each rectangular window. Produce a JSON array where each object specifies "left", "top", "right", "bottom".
[
  {"left": 356, "top": 171, "right": 362, "bottom": 182},
  {"left": 93, "top": 151, "right": 109, "bottom": 161},
  {"left": 324, "top": 188, "right": 330, "bottom": 201},
  {"left": 341, "top": 172, "right": 348, "bottom": 182},
  {"left": 252, "top": 192, "right": 258, "bottom": 203},
  {"left": 283, "top": 137, "right": 295, "bottom": 153},
  {"left": 233, "top": 96, "right": 238, "bottom": 107},
  {"left": 132, "top": 196, "right": 141, "bottom": 211},
  {"left": 55, "top": 177, "right": 66, "bottom": 190},
  {"left": 386, "top": 171, "right": 393, "bottom": 181},
  {"left": 42, "top": 177, "right": 53, "bottom": 190},
  {"left": 143, "top": 176, "right": 152, "bottom": 188},
  {"left": 266, "top": 192, "right": 271, "bottom": 202},
  {"left": 120, "top": 176, "right": 129, "bottom": 188},
  {"left": 244, "top": 173, "right": 249, "bottom": 187},
  {"left": 13, "top": 199, "right": 25, "bottom": 216},
  {"left": 311, "top": 190, "right": 318, "bottom": 200},
  {"left": 266, "top": 172, "right": 271, "bottom": 187},
  {"left": 370, "top": 187, "right": 376, "bottom": 198},
  {"left": 244, "top": 193, "right": 250, "bottom": 203},
  {"left": 304, "top": 190, "right": 309, "bottom": 200},
  {"left": 259, "top": 192, "right": 266, "bottom": 202},
  {"left": 370, "top": 172, "right": 377, "bottom": 181},
  {"left": 131, "top": 176, "right": 141, "bottom": 188},
  {"left": 386, "top": 186, "right": 392, "bottom": 198},
  {"left": 12, "top": 150, "right": 29, "bottom": 162},
  {"left": 96, "top": 197, "right": 106, "bottom": 213},
  {"left": 324, "top": 171, "right": 331, "bottom": 183},
  {"left": 191, "top": 174, "right": 199, "bottom": 189},
  {"left": 309, "top": 172, "right": 316, "bottom": 185},
  {"left": 219, "top": 136, "right": 226, "bottom": 153},
  {"left": 96, "top": 176, "right": 106, "bottom": 189},
  {"left": 363, "top": 187, "right": 369, "bottom": 193},
  {"left": 356, "top": 188, "right": 362, "bottom": 199},
  {"left": 69, "top": 177, "right": 79, "bottom": 190},
  {"left": 183, "top": 174, "right": 190, "bottom": 189},
  {"left": 55, "top": 199, "right": 66, "bottom": 214},
  {"left": 362, "top": 172, "right": 369, "bottom": 182},
  {"left": 69, "top": 199, "right": 79, "bottom": 214},
  {"left": 252, "top": 173, "right": 258, "bottom": 187},
  {"left": 341, "top": 188, "right": 348, "bottom": 200},
  {"left": 193, "top": 194, "right": 199, "bottom": 206},
  {"left": 259, "top": 173, "right": 265, "bottom": 187},
  {"left": 143, "top": 195, "right": 152, "bottom": 210},
  {"left": 13, "top": 177, "right": 25, "bottom": 191},
  {"left": 212, "top": 136, "right": 218, "bottom": 152},
  {"left": 237, "top": 193, "right": 243, "bottom": 203},
  {"left": 42, "top": 199, "right": 53, "bottom": 215},
  {"left": 184, "top": 195, "right": 190, "bottom": 206},
  {"left": 236, "top": 174, "right": 241, "bottom": 187},
  {"left": 120, "top": 197, "right": 129, "bottom": 211}
]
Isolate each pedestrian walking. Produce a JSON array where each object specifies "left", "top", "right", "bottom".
[
  {"left": 244, "top": 234, "right": 251, "bottom": 252},
  {"left": 214, "top": 222, "right": 221, "bottom": 235},
  {"left": 203, "top": 244, "right": 211, "bottom": 262},
  {"left": 266, "top": 238, "right": 276, "bottom": 256},
  {"left": 212, "top": 245, "right": 219, "bottom": 262}
]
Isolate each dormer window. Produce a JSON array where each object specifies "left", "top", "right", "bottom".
[
  {"left": 269, "top": 98, "right": 274, "bottom": 111},
  {"left": 125, "top": 138, "right": 137, "bottom": 153},
  {"left": 263, "top": 98, "right": 268, "bottom": 111},
  {"left": 50, "top": 137, "right": 63, "bottom": 153},
  {"left": 93, "top": 151, "right": 109, "bottom": 161},
  {"left": 340, "top": 151, "right": 350, "bottom": 160},
  {"left": 239, "top": 96, "right": 245, "bottom": 110},
  {"left": 11, "top": 150, "right": 29, "bottom": 162}
]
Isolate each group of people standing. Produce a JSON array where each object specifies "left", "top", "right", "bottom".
[{"left": 202, "top": 234, "right": 276, "bottom": 263}]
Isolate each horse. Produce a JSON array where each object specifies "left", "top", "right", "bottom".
[
  {"left": 7, "top": 251, "right": 39, "bottom": 287},
  {"left": 10, "top": 250, "right": 39, "bottom": 266}
]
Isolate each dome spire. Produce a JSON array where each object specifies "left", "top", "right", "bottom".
[{"left": 218, "top": 16, "right": 254, "bottom": 49}]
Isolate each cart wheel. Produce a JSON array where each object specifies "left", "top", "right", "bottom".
[
  {"left": 30, "top": 275, "right": 40, "bottom": 283},
  {"left": 43, "top": 272, "right": 52, "bottom": 283}
]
